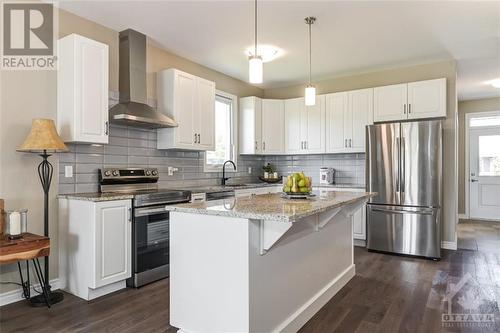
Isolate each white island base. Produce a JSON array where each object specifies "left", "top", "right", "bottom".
[{"left": 170, "top": 199, "right": 366, "bottom": 333}]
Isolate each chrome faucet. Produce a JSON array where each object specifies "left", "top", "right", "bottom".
[{"left": 222, "top": 160, "right": 236, "bottom": 186}]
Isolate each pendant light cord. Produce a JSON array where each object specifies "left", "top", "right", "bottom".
[{"left": 254, "top": 0, "right": 258, "bottom": 56}]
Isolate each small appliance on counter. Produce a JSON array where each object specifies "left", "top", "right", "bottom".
[{"left": 319, "top": 167, "right": 335, "bottom": 185}]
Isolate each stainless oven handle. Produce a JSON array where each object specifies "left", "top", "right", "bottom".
[
  {"left": 371, "top": 208, "right": 434, "bottom": 215},
  {"left": 134, "top": 206, "right": 168, "bottom": 217}
]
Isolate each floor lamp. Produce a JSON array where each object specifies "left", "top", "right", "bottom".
[{"left": 17, "top": 119, "right": 68, "bottom": 306}]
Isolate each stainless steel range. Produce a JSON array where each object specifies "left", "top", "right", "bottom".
[{"left": 99, "top": 168, "right": 191, "bottom": 287}]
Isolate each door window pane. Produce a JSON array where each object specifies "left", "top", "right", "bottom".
[
  {"left": 479, "top": 135, "right": 500, "bottom": 176},
  {"left": 470, "top": 116, "right": 500, "bottom": 127},
  {"left": 205, "top": 94, "right": 234, "bottom": 168}
]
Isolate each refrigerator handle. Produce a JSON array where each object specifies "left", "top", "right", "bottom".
[
  {"left": 395, "top": 137, "right": 400, "bottom": 193},
  {"left": 401, "top": 137, "right": 406, "bottom": 198}
]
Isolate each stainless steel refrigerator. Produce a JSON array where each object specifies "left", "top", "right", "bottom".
[{"left": 366, "top": 120, "right": 442, "bottom": 259}]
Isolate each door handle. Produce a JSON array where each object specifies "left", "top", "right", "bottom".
[
  {"left": 301, "top": 141, "right": 304, "bottom": 149},
  {"left": 470, "top": 179, "right": 478, "bottom": 182},
  {"left": 396, "top": 137, "right": 400, "bottom": 193},
  {"left": 408, "top": 104, "right": 411, "bottom": 114},
  {"left": 400, "top": 137, "right": 405, "bottom": 195},
  {"left": 403, "top": 104, "right": 406, "bottom": 114},
  {"left": 255, "top": 141, "right": 258, "bottom": 150},
  {"left": 105, "top": 121, "right": 109, "bottom": 135},
  {"left": 305, "top": 141, "right": 308, "bottom": 150},
  {"left": 345, "top": 139, "right": 347, "bottom": 148},
  {"left": 263, "top": 142, "right": 265, "bottom": 151},
  {"left": 194, "top": 133, "right": 197, "bottom": 143},
  {"left": 128, "top": 207, "right": 132, "bottom": 222},
  {"left": 349, "top": 139, "right": 352, "bottom": 147}
]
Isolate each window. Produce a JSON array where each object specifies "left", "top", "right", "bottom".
[
  {"left": 204, "top": 92, "right": 237, "bottom": 171},
  {"left": 470, "top": 116, "right": 500, "bottom": 127},
  {"left": 478, "top": 135, "right": 500, "bottom": 176}
]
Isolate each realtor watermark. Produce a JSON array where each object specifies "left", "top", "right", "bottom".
[
  {"left": 1, "top": 2, "right": 57, "bottom": 70},
  {"left": 442, "top": 273, "right": 496, "bottom": 329}
]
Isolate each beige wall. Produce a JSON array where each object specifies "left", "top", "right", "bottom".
[
  {"left": 264, "top": 60, "right": 459, "bottom": 244},
  {"left": 0, "top": 7, "right": 261, "bottom": 295},
  {"left": 457, "top": 97, "right": 500, "bottom": 215}
]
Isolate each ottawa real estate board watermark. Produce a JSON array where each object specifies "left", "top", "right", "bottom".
[{"left": 1, "top": 2, "right": 57, "bottom": 70}]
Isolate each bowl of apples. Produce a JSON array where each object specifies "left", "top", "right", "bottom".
[{"left": 282, "top": 172, "right": 313, "bottom": 198}]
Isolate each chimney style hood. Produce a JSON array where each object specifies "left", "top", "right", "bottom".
[{"left": 109, "top": 29, "right": 177, "bottom": 128}]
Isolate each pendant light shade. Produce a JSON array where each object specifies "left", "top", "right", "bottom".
[
  {"left": 304, "top": 17, "right": 316, "bottom": 106},
  {"left": 249, "top": 0, "right": 263, "bottom": 84},
  {"left": 249, "top": 55, "right": 263, "bottom": 84},
  {"left": 305, "top": 85, "right": 316, "bottom": 106}
]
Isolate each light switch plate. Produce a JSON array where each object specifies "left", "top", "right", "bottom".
[
  {"left": 248, "top": 167, "right": 252, "bottom": 174},
  {"left": 65, "top": 165, "right": 73, "bottom": 178}
]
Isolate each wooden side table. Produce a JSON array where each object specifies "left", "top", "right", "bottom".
[{"left": 0, "top": 233, "right": 51, "bottom": 307}]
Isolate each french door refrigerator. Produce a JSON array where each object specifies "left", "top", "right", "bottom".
[{"left": 366, "top": 120, "right": 442, "bottom": 259}]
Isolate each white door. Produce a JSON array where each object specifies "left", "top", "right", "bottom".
[
  {"left": 326, "top": 92, "right": 348, "bottom": 153},
  {"left": 93, "top": 200, "right": 131, "bottom": 288},
  {"left": 373, "top": 83, "right": 407, "bottom": 122},
  {"left": 350, "top": 88, "right": 373, "bottom": 152},
  {"left": 469, "top": 127, "right": 500, "bottom": 220},
  {"left": 196, "top": 77, "right": 215, "bottom": 150},
  {"left": 261, "top": 99, "right": 284, "bottom": 154},
  {"left": 174, "top": 71, "right": 197, "bottom": 148},
  {"left": 285, "top": 98, "right": 305, "bottom": 154},
  {"left": 305, "top": 95, "right": 326, "bottom": 153},
  {"left": 407, "top": 78, "right": 446, "bottom": 119},
  {"left": 76, "top": 37, "right": 109, "bottom": 143}
]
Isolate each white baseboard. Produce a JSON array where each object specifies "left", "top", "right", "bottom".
[
  {"left": 276, "top": 264, "right": 355, "bottom": 333},
  {"left": 0, "top": 278, "right": 60, "bottom": 307},
  {"left": 441, "top": 241, "right": 457, "bottom": 250},
  {"left": 458, "top": 214, "right": 467, "bottom": 220}
]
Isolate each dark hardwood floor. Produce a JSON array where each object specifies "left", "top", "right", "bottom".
[{"left": 2, "top": 245, "right": 500, "bottom": 332}]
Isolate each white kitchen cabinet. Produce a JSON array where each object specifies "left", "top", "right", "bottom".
[
  {"left": 57, "top": 34, "right": 109, "bottom": 144},
  {"left": 407, "top": 78, "right": 446, "bottom": 119},
  {"left": 285, "top": 96, "right": 326, "bottom": 154},
  {"left": 261, "top": 99, "right": 285, "bottom": 154},
  {"left": 157, "top": 69, "right": 215, "bottom": 150},
  {"left": 374, "top": 78, "right": 446, "bottom": 122},
  {"left": 239, "top": 97, "right": 262, "bottom": 154},
  {"left": 59, "top": 199, "right": 132, "bottom": 300},
  {"left": 326, "top": 89, "right": 372, "bottom": 153}
]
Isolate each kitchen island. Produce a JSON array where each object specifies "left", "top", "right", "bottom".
[{"left": 166, "top": 191, "right": 374, "bottom": 333}]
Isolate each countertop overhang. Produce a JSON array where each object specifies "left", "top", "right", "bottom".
[{"left": 165, "top": 191, "right": 376, "bottom": 222}]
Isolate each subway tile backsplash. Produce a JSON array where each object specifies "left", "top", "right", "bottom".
[
  {"left": 58, "top": 124, "right": 265, "bottom": 194},
  {"left": 263, "top": 154, "right": 366, "bottom": 186}
]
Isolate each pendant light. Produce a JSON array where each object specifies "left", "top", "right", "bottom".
[
  {"left": 249, "top": 0, "right": 263, "bottom": 84},
  {"left": 304, "top": 16, "right": 316, "bottom": 106}
]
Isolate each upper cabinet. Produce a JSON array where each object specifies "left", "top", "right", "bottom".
[
  {"left": 326, "top": 88, "right": 373, "bottom": 153},
  {"left": 285, "top": 96, "right": 325, "bottom": 154},
  {"left": 157, "top": 69, "right": 215, "bottom": 150},
  {"left": 261, "top": 99, "right": 285, "bottom": 154},
  {"left": 374, "top": 78, "right": 446, "bottom": 122},
  {"left": 239, "top": 97, "right": 262, "bottom": 154},
  {"left": 57, "top": 34, "right": 109, "bottom": 144}
]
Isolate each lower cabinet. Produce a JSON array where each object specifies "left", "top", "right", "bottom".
[{"left": 59, "top": 199, "right": 132, "bottom": 300}]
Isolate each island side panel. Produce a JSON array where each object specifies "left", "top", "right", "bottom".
[
  {"left": 169, "top": 212, "right": 251, "bottom": 332},
  {"left": 249, "top": 210, "right": 355, "bottom": 333}
]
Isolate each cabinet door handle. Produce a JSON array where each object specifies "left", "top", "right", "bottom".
[
  {"left": 128, "top": 207, "right": 132, "bottom": 222},
  {"left": 301, "top": 141, "right": 304, "bottom": 149},
  {"left": 263, "top": 142, "right": 265, "bottom": 151},
  {"left": 403, "top": 104, "right": 406, "bottom": 114},
  {"left": 105, "top": 121, "right": 109, "bottom": 135},
  {"left": 194, "top": 133, "right": 197, "bottom": 143},
  {"left": 349, "top": 139, "right": 352, "bottom": 147},
  {"left": 305, "top": 141, "right": 308, "bottom": 150},
  {"left": 345, "top": 139, "right": 347, "bottom": 148},
  {"left": 408, "top": 104, "right": 411, "bottom": 114},
  {"left": 255, "top": 141, "right": 258, "bottom": 150},
  {"left": 197, "top": 133, "right": 201, "bottom": 143}
]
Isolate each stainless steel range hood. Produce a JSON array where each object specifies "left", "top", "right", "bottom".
[{"left": 109, "top": 29, "right": 177, "bottom": 128}]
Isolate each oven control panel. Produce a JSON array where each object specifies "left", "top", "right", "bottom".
[{"left": 99, "top": 168, "right": 159, "bottom": 182}]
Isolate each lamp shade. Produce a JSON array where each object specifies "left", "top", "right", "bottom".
[
  {"left": 249, "top": 55, "right": 263, "bottom": 84},
  {"left": 17, "top": 119, "right": 68, "bottom": 153},
  {"left": 305, "top": 85, "right": 316, "bottom": 106}
]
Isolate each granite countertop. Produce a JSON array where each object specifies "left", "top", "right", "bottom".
[
  {"left": 165, "top": 191, "right": 375, "bottom": 222},
  {"left": 180, "top": 182, "right": 365, "bottom": 194},
  {"left": 58, "top": 192, "right": 134, "bottom": 202}
]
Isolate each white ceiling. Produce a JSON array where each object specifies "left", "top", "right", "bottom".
[{"left": 58, "top": 0, "right": 500, "bottom": 100}]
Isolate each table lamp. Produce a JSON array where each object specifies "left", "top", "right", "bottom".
[{"left": 17, "top": 119, "right": 68, "bottom": 306}]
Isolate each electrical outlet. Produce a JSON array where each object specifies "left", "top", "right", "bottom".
[
  {"left": 65, "top": 165, "right": 73, "bottom": 178},
  {"left": 248, "top": 167, "right": 252, "bottom": 174},
  {"left": 168, "top": 166, "right": 179, "bottom": 176}
]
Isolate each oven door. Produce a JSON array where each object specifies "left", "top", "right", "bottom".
[{"left": 133, "top": 205, "right": 170, "bottom": 275}]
